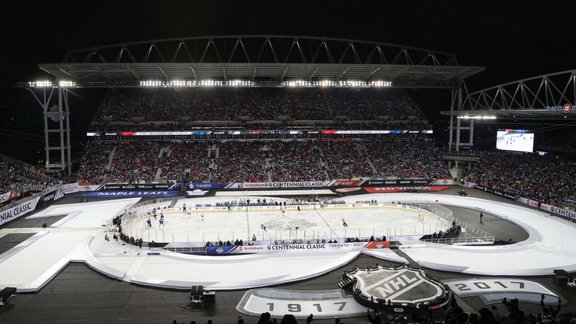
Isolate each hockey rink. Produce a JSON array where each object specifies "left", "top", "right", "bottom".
[
  {"left": 124, "top": 202, "right": 450, "bottom": 244},
  {"left": 0, "top": 193, "right": 575, "bottom": 291}
]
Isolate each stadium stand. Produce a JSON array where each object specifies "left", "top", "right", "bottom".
[
  {"left": 266, "top": 141, "right": 325, "bottom": 182},
  {"left": 89, "top": 88, "right": 429, "bottom": 130},
  {"left": 73, "top": 87, "right": 448, "bottom": 184},
  {"left": 77, "top": 142, "right": 117, "bottom": 185},
  {"left": 68, "top": 85, "right": 575, "bottom": 209},
  {"left": 317, "top": 140, "right": 374, "bottom": 179},
  {"left": 364, "top": 139, "right": 449, "bottom": 179},
  {"left": 27, "top": 85, "right": 574, "bottom": 209},
  {"left": 210, "top": 141, "right": 269, "bottom": 183},
  {"left": 76, "top": 139, "right": 451, "bottom": 184},
  {"left": 467, "top": 151, "right": 576, "bottom": 205},
  {"left": 0, "top": 154, "right": 61, "bottom": 194},
  {"left": 73, "top": 87, "right": 445, "bottom": 184},
  {"left": 108, "top": 141, "right": 163, "bottom": 183},
  {"left": 159, "top": 142, "right": 212, "bottom": 183}
]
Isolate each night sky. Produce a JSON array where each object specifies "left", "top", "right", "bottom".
[{"left": 2, "top": 0, "right": 576, "bottom": 163}]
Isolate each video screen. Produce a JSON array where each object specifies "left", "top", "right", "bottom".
[{"left": 496, "top": 129, "right": 534, "bottom": 153}]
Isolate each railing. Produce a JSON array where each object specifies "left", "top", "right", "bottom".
[
  {"left": 0, "top": 183, "right": 63, "bottom": 214},
  {"left": 397, "top": 200, "right": 495, "bottom": 245},
  {"left": 120, "top": 202, "right": 453, "bottom": 245},
  {"left": 119, "top": 197, "right": 176, "bottom": 233}
]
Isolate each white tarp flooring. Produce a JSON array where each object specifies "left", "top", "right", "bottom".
[{"left": 0, "top": 193, "right": 574, "bottom": 291}]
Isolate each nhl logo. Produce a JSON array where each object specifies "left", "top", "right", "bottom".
[{"left": 342, "top": 265, "right": 449, "bottom": 313}]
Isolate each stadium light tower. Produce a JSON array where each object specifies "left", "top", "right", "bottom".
[{"left": 26, "top": 80, "right": 73, "bottom": 175}]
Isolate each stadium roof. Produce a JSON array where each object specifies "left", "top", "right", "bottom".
[
  {"left": 442, "top": 69, "right": 576, "bottom": 120},
  {"left": 36, "top": 36, "right": 484, "bottom": 89}
]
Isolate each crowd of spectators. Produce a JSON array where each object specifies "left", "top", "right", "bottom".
[
  {"left": 467, "top": 151, "right": 576, "bottom": 205},
  {"left": 160, "top": 142, "right": 212, "bottom": 182},
  {"left": 72, "top": 86, "right": 443, "bottom": 184},
  {"left": 0, "top": 154, "right": 61, "bottom": 194},
  {"left": 76, "top": 138, "right": 451, "bottom": 184},
  {"left": 318, "top": 140, "right": 375, "bottom": 179},
  {"left": 89, "top": 119, "right": 429, "bottom": 132},
  {"left": 266, "top": 141, "right": 324, "bottom": 182},
  {"left": 74, "top": 138, "right": 576, "bottom": 207},
  {"left": 77, "top": 142, "right": 117, "bottom": 185},
  {"left": 108, "top": 142, "right": 163, "bottom": 183},
  {"left": 211, "top": 141, "right": 269, "bottom": 182},
  {"left": 436, "top": 293, "right": 575, "bottom": 324},
  {"left": 364, "top": 139, "right": 450, "bottom": 179},
  {"left": 92, "top": 88, "right": 428, "bottom": 127},
  {"left": 78, "top": 141, "right": 164, "bottom": 184}
]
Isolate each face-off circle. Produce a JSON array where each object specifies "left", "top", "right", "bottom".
[{"left": 263, "top": 219, "right": 316, "bottom": 231}]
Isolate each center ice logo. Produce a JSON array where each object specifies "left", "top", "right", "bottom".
[
  {"left": 363, "top": 270, "right": 420, "bottom": 298},
  {"left": 342, "top": 265, "right": 449, "bottom": 312}
]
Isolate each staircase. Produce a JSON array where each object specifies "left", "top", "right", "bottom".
[
  {"left": 366, "top": 157, "right": 378, "bottom": 176},
  {"left": 155, "top": 146, "right": 171, "bottom": 182},
  {"left": 106, "top": 146, "right": 117, "bottom": 171},
  {"left": 338, "top": 277, "right": 354, "bottom": 289},
  {"left": 356, "top": 143, "right": 378, "bottom": 176},
  {"left": 315, "top": 145, "right": 331, "bottom": 179},
  {"left": 154, "top": 168, "right": 163, "bottom": 182},
  {"left": 265, "top": 158, "right": 272, "bottom": 182}
]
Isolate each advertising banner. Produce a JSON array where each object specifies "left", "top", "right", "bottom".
[
  {"left": 170, "top": 241, "right": 392, "bottom": 256},
  {"left": 473, "top": 185, "right": 518, "bottom": 201},
  {"left": 334, "top": 187, "right": 363, "bottom": 194},
  {"left": 84, "top": 191, "right": 179, "bottom": 198},
  {"left": 186, "top": 190, "right": 209, "bottom": 196},
  {"left": 463, "top": 182, "right": 477, "bottom": 188},
  {"left": 264, "top": 242, "right": 365, "bottom": 252},
  {"left": 540, "top": 203, "right": 576, "bottom": 220},
  {"left": 206, "top": 245, "right": 239, "bottom": 255},
  {"left": 0, "top": 190, "right": 20, "bottom": 204},
  {"left": 0, "top": 197, "right": 41, "bottom": 226},
  {"left": 103, "top": 178, "right": 458, "bottom": 193},
  {"left": 429, "top": 178, "right": 455, "bottom": 185},
  {"left": 515, "top": 197, "right": 576, "bottom": 219},
  {"left": 37, "top": 188, "right": 65, "bottom": 207},
  {"left": 202, "top": 242, "right": 369, "bottom": 255},
  {"left": 0, "top": 192, "right": 8, "bottom": 204},
  {"left": 363, "top": 241, "right": 391, "bottom": 249},
  {"left": 328, "top": 180, "right": 365, "bottom": 187},
  {"left": 62, "top": 183, "right": 102, "bottom": 194},
  {"left": 363, "top": 179, "right": 433, "bottom": 186},
  {"left": 188, "top": 183, "right": 232, "bottom": 190},
  {"left": 62, "top": 183, "right": 79, "bottom": 194},
  {"left": 101, "top": 183, "right": 179, "bottom": 191},
  {"left": 516, "top": 197, "right": 540, "bottom": 208},
  {"left": 237, "top": 181, "right": 331, "bottom": 189},
  {"left": 363, "top": 186, "right": 451, "bottom": 193},
  {"left": 561, "top": 199, "right": 576, "bottom": 210}
]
